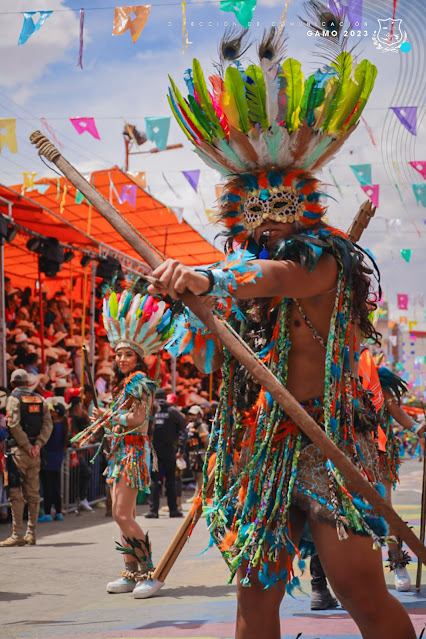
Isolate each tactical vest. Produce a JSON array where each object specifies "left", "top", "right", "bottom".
[{"left": 11, "top": 388, "right": 44, "bottom": 440}]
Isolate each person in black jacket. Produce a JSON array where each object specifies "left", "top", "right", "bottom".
[{"left": 145, "top": 388, "right": 186, "bottom": 518}]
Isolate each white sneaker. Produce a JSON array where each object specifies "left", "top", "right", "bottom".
[
  {"left": 133, "top": 578, "right": 164, "bottom": 599},
  {"left": 395, "top": 565, "right": 411, "bottom": 592},
  {"left": 106, "top": 575, "right": 136, "bottom": 593},
  {"left": 79, "top": 498, "right": 93, "bottom": 512}
]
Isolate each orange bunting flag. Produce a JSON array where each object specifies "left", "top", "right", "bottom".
[
  {"left": 215, "top": 185, "right": 223, "bottom": 203},
  {"left": 0, "top": 118, "right": 18, "bottom": 154},
  {"left": 21, "top": 172, "right": 37, "bottom": 194},
  {"left": 128, "top": 171, "right": 146, "bottom": 188},
  {"left": 112, "top": 6, "right": 151, "bottom": 43}
]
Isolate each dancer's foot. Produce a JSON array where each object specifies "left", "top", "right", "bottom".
[
  {"left": 395, "top": 565, "right": 411, "bottom": 592},
  {"left": 310, "top": 587, "right": 339, "bottom": 610},
  {"left": 106, "top": 573, "right": 136, "bottom": 593},
  {"left": 133, "top": 578, "right": 164, "bottom": 599}
]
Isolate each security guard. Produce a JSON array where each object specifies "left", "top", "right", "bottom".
[{"left": 0, "top": 369, "right": 53, "bottom": 547}]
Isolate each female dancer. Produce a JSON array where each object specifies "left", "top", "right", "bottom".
[{"left": 72, "top": 289, "right": 174, "bottom": 598}]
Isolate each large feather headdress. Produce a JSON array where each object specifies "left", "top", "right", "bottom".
[
  {"left": 103, "top": 290, "right": 174, "bottom": 358},
  {"left": 168, "top": 5, "right": 377, "bottom": 241}
]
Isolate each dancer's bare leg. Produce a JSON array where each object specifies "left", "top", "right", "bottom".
[
  {"left": 309, "top": 515, "right": 415, "bottom": 639},
  {"left": 235, "top": 507, "right": 306, "bottom": 639},
  {"left": 111, "top": 477, "right": 146, "bottom": 541}
]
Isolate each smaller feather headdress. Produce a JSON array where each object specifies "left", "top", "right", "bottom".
[
  {"left": 168, "top": 7, "right": 377, "bottom": 242},
  {"left": 103, "top": 290, "right": 174, "bottom": 358}
]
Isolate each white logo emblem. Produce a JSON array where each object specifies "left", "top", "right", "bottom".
[{"left": 372, "top": 19, "right": 407, "bottom": 52}]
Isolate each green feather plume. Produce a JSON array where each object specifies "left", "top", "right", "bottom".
[
  {"left": 109, "top": 292, "right": 118, "bottom": 319},
  {"left": 192, "top": 59, "right": 225, "bottom": 139},
  {"left": 322, "top": 51, "right": 352, "bottom": 132},
  {"left": 167, "top": 94, "right": 195, "bottom": 143},
  {"left": 223, "top": 66, "right": 250, "bottom": 134},
  {"left": 244, "top": 64, "right": 269, "bottom": 131},
  {"left": 169, "top": 76, "right": 212, "bottom": 142},
  {"left": 282, "top": 58, "right": 304, "bottom": 133},
  {"left": 343, "top": 59, "right": 377, "bottom": 131},
  {"left": 188, "top": 95, "right": 214, "bottom": 136},
  {"left": 299, "top": 74, "right": 325, "bottom": 127}
]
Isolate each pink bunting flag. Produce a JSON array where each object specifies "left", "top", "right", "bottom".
[
  {"left": 360, "top": 184, "right": 379, "bottom": 208},
  {"left": 397, "top": 293, "right": 408, "bottom": 310},
  {"left": 70, "top": 117, "right": 100, "bottom": 140},
  {"left": 182, "top": 170, "right": 200, "bottom": 193},
  {"left": 119, "top": 184, "right": 137, "bottom": 207},
  {"left": 409, "top": 161, "right": 426, "bottom": 180},
  {"left": 390, "top": 106, "right": 417, "bottom": 136}
]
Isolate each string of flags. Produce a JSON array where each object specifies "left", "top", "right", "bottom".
[{"left": 13, "top": 2, "right": 258, "bottom": 54}]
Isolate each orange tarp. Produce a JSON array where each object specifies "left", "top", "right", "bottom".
[{"left": 1, "top": 167, "right": 223, "bottom": 287}]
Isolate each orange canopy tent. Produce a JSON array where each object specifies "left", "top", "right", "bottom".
[{"left": 1, "top": 166, "right": 222, "bottom": 286}]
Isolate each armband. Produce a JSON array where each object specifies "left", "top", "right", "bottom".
[
  {"left": 115, "top": 414, "right": 127, "bottom": 427},
  {"left": 194, "top": 269, "right": 215, "bottom": 296}
]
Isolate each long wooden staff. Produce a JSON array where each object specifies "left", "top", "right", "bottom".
[
  {"left": 29, "top": 131, "right": 426, "bottom": 570},
  {"left": 416, "top": 405, "right": 426, "bottom": 591},
  {"left": 83, "top": 344, "right": 99, "bottom": 409}
]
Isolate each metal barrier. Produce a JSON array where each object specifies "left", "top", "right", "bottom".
[
  {"left": 61, "top": 443, "right": 106, "bottom": 512},
  {"left": 0, "top": 443, "right": 107, "bottom": 513}
]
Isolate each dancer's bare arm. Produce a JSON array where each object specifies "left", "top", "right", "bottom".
[{"left": 147, "top": 255, "right": 337, "bottom": 300}]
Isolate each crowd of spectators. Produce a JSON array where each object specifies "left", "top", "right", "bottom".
[{"left": 0, "top": 278, "right": 220, "bottom": 524}]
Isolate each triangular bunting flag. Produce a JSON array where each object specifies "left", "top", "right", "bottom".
[
  {"left": 400, "top": 249, "right": 411, "bottom": 263},
  {"left": 33, "top": 184, "right": 50, "bottom": 195},
  {"left": 0, "top": 118, "right": 18, "bottom": 154},
  {"left": 412, "top": 184, "right": 426, "bottom": 207},
  {"left": 170, "top": 207, "right": 183, "bottom": 223},
  {"left": 182, "top": 170, "right": 200, "bottom": 193},
  {"left": 75, "top": 190, "right": 90, "bottom": 205},
  {"left": 350, "top": 164, "right": 372, "bottom": 186},
  {"left": 220, "top": 0, "right": 257, "bottom": 28},
  {"left": 390, "top": 106, "right": 417, "bottom": 135},
  {"left": 70, "top": 117, "right": 101, "bottom": 140},
  {"left": 409, "top": 161, "right": 426, "bottom": 180},
  {"left": 215, "top": 185, "right": 223, "bottom": 202},
  {"left": 397, "top": 293, "right": 408, "bottom": 310},
  {"left": 128, "top": 171, "right": 146, "bottom": 189},
  {"left": 145, "top": 117, "right": 170, "bottom": 151},
  {"left": 205, "top": 209, "right": 217, "bottom": 222},
  {"left": 112, "top": 6, "right": 151, "bottom": 43},
  {"left": 21, "top": 172, "right": 37, "bottom": 194},
  {"left": 360, "top": 184, "right": 379, "bottom": 207},
  {"left": 119, "top": 184, "right": 137, "bottom": 207},
  {"left": 18, "top": 11, "right": 52, "bottom": 46}
]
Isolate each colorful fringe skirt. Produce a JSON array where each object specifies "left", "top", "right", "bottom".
[
  {"left": 106, "top": 433, "right": 151, "bottom": 494},
  {"left": 205, "top": 396, "right": 385, "bottom": 589}
]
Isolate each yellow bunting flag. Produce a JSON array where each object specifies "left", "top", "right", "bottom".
[
  {"left": 60, "top": 182, "right": 67, "bottom": 214},
  {"left": 0, "top": 118, "right": 18, "bottom": 154},
  {"left": 21, "top": 172, "right": 37, "bottom": 195},
  {"left": 205, "top": 209, "right": 217, "bottom": 222},
  {"left": 112, "top": 6, "right": 151, "bottom": 43},
  {"left": 409, "top": 321, "right": 418, "bottom": 332},
  {"left": 181, "top": 1, "right": 191, "bottom": 54}
]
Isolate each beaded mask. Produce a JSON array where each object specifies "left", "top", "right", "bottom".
[{"left": 221, "top": 170, "right": 325, "bottom": 241}]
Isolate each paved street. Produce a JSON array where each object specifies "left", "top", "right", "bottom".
[{"left": 1, "top": 454, "right": 426, "bottom": 639}]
